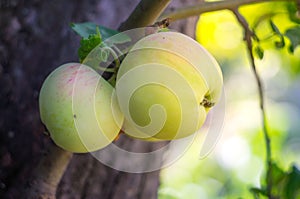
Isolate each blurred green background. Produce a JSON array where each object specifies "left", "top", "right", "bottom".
[{"left": 158, "top": 1, "right": 300, "bottom": 198}]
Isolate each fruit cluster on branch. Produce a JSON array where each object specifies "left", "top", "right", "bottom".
[{"left": 39, "top": 31, "right": 223, "bottom": 152}]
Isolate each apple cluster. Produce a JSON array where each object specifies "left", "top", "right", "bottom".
[{"left": 39, "top": 31, "right": 223, "bottom": 153}]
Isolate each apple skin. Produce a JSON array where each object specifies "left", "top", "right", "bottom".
[
  {"left": 39, "top": 63, "right": 123, "bottom": 153},
  {"left": 116, "top": 31, "right": 223, "bottom": 140}
]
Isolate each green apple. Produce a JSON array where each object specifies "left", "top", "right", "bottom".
[
  {"left": 39, "top": 63, "right": 123, "bottom": 153},
  {"left": 116, "top": 31, "right": 223, "bottom": 140}
]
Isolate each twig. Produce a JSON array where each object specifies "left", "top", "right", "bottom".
[
  {"left": 160, "top": 0, "right": 295, "bottom": 21},
  {"left": 232, "top": 9, "right": 273, "bottom": 198},
  {"left": 119, "top": 0, "right": 172, "bottom": 31}
]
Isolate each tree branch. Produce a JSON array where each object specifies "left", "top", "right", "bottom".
[
  {"left": 23, "top": 143, "right": 73, "bottom": 199},
  {"left": 119, "top": 0, "right": 172, "bottom": 31},
  {"left": 232, "top": 9, "right": 273, "bottom": 199},
  {"left": 160, "top": 0, "right": 295, "bottom": 21}
]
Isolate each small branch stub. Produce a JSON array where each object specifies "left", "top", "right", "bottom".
[{"left": 151, "top": 18, "right": 172, "bottom": 28}]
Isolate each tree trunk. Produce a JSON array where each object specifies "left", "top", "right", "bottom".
[{"left": 0, "top": 0, "right": 200, "bottom": 198}]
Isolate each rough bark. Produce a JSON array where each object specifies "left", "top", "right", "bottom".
[{"left": 0, "top": 0, "right": 200, "bottom": 198}]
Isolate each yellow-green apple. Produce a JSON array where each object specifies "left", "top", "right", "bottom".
[
  {"left": 116, "top": 31, "right": 223, "bottom": 140},
  {"left": 39, "top": 63, "right": 123, "bottom": 153}
]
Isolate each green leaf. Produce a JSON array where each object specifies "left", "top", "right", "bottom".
[
  {"left": 270, "top": 20, "right": 281, "bottom": 35},
  {"left": 250, "top": 187, "right": 267, "bottom": 197},
  {"left": 71, "top": 22, "right": 131, "bottom": 63},
  {"left": 263, "top": 162, "right": 300, "bottom": 198},
  {"left": 269, "top": 162, "right": 286, "bottom": 185},
  {"left": 284, "top": 165, "right": 300, "bottom": 199},
  {"left": 265, "top": 162, "right": 288, "bottom": 198},
  {"left": 71, "top": 22, "right": 119, "bottom": 41},
  {"left": 287, "top": 3, "right": 300, "bottom": 24},
  {"left": 285, "top": 26, "right": 300, "bottom": 53},
  {"left": 254, "top": 46, "right": 264, "bottom": 59},
  {"left": 78, "top": 29, "right": 102, "bottom": 63}
]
